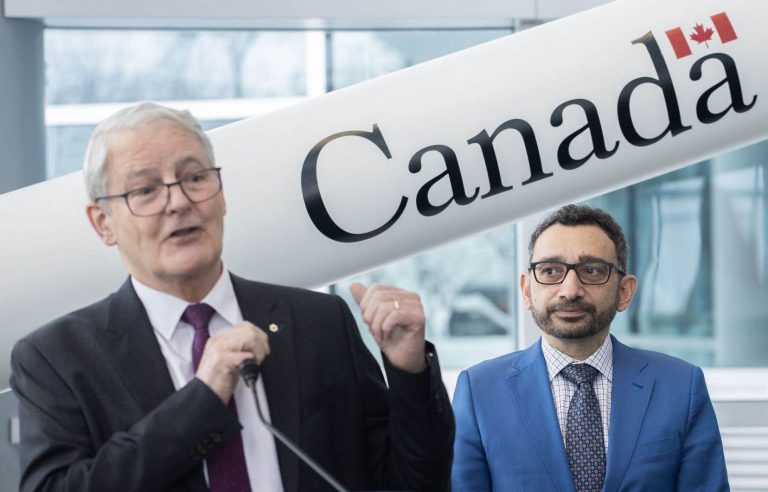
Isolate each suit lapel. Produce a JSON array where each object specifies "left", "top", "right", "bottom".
[
  {"left": 94, "top": 279, "right": 214, "bottom": 491},
  {"left": 603, "top": 336, "right": 654, "bottom": 492},
  {"left": 95, "top": 278, "right": 177, "bottom": 415},
  {"left": 507, "top": 340, "right": 575, "bottom": 492},
  {"left": 231, "top": 275, "right": 301, "bottom": 492}
]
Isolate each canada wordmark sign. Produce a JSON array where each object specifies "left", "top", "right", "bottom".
[{"left": 0, "top": 0, "right": 765, "bottom": 383}]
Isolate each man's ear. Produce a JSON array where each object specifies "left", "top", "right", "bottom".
[
  {"left": 520, "top": 272, "right": 533, "bottom": 310},
  {"left": 617, "top": 274, "right": 638, "bottom": 312},
  {"left": 86, "top": 202, "right": 117, "bottom": 246}
]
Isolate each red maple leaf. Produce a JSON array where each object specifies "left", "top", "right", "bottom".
[{"left": 690, "top": 23, "right": 714, "bottom": 47}]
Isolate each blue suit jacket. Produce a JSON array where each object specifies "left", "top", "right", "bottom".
[{"left": 452, "top": 336, "right": 729, "bottom": 491}]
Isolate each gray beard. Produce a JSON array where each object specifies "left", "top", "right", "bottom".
[{"left": 532, "top": 294, "right": 619, "bottom": 340}]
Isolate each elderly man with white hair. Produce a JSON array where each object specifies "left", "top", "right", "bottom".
[{"left": 10, "top": 102, "right": 454, "bottom": 492}]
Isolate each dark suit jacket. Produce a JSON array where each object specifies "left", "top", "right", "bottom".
[
  {"left": 10, "top": 274, "right": 454, "bottom": 492},
  {"left": 452, "top": 336, "right": 728, "bottom": 491}
]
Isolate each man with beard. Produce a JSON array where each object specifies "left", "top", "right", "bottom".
[{"left": 451, "top": 204, "right": 728, "bottom": 491}]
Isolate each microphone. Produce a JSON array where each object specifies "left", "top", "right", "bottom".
[
  {"left": 238, "top": 360, "right": 350, "bottom": 492},
  {"left": 239, "top": 358, "right": 261, "bottom": 386}
]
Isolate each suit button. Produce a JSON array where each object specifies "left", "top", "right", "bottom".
[{"left": 211, "top": 433, "right": 222, "bottom": 443}]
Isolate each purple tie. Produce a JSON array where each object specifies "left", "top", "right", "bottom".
[{"left": 183, "top": 303, "right": 252, "bottom": 492}]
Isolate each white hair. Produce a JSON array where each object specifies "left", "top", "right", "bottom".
[{"left": 83, "top": 102, "right": 215, "bottom": 200}]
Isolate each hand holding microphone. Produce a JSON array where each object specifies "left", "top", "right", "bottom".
[
  {"left": 192, "top": 318, "right": 350, "bottom": 491},
  {"left": 195, "top": 321, "right": 270, "bottom": 404}
]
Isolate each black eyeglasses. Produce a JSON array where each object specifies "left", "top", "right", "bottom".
[
  {"left": 94, "top": 167, "right": 222, "bottom": 217},
  {"left": 529, "top": 260, "right": 625, "bottom": 285}
]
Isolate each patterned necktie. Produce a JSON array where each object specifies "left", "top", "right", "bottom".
[
  {"left": 561, "top": 363, "right": 606, "bottom": 492},
  {"left": 183, "top": 303, "right": 252, "bottom": 492}
]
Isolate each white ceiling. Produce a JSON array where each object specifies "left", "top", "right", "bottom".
[{"left": 4, "top": 0, "right": 612, "bottom": 28}]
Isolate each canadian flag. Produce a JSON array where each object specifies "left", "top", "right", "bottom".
[{"left": 665, "top": 12, "right": 738, "bottom": 59}]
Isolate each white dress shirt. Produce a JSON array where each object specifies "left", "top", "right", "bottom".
[
  {"left": 133, "top": 271, "right": 284, "bottom": 492},
  {"left": 541, "top": 335, "right": 613, "bottom": 451}
]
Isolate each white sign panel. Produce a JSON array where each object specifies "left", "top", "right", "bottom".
[{"left": 1, "top": 0, "right": 766, "bottom": 385}]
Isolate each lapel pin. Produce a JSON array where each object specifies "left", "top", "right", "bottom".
[{"left": 268, "top": 323, "right": 279, "bottom": 333}]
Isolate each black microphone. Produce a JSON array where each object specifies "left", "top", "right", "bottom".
[
  {"left": 238, "top": 359, "right": 350, "bottom": 492},
  {"left": 239, "top": 358, "right": 261, "bottom": 386}
]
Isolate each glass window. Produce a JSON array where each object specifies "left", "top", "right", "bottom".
[
  {"left": 585, "top": 139, "right": 768, "bottom": 367},
  {"left": 329, "top": 30, "right": 510, "bottom": 90},
  {"left": 44, "top": 29, "right": 309, "bottom": 178},
  {"left": 45, "top": 30, "right": 307, "bottom": 104},
  {"left": 334, "top": 226, "right": 517, "bottom": 370},
  {"left": 45, "top": 125, "right": 95, "bottom": 180}
]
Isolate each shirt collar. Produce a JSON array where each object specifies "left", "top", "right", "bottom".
[
  {"left": 132, "top": 268, "right": 240, "bottom": 341},
  {"left": 541, "top": 334, "right": 613, "bottom": 382}
]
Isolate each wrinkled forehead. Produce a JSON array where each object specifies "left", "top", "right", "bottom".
[
  {"left": 532, "top": 224, "right": 618, "bottom": 263},
  {"left": 104, "top": 122, "right": 208, "bottom": 181}
]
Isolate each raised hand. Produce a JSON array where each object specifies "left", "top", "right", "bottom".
[{"left": 350, "top": 283, "right": 427, "bottom": 373}]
